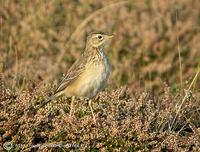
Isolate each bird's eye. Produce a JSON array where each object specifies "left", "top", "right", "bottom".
[{"left": 98, "top": 35, "right": 102, "bottom": 39}]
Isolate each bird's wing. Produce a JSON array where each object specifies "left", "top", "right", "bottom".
[{"left": 54, "top": 54, "right": 87, "bottom": 95}]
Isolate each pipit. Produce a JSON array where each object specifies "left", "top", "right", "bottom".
[{"left": 39, "top": 32, "right": 113, "bottom": 122}]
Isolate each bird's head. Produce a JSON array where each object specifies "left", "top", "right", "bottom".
[{"left": 86, "top": 33, "right": 114, "bottom": 49}]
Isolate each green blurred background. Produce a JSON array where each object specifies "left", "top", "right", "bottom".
[{"left": 1, "top": 0, "right": 200, "bottom": 95}]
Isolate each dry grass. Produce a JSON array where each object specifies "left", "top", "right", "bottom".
[{"left": 0, "top": 0, "right": 200, "bottom": 151}]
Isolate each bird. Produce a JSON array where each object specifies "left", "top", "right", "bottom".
[{"left": 36, "top": 32, "right": 113, "bottom": 123}]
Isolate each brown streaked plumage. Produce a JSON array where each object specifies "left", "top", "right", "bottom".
[{"left": 38, "top": 32, "right": 113, "bottom": 122}]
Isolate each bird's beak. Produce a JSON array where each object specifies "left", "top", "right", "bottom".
[{"left": 107, "top": 34, "right": 114, "bottom": 39}]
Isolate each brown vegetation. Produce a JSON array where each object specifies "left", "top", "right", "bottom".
[{"left": 0, "top": 0, "right": 199, "bottom": 151}]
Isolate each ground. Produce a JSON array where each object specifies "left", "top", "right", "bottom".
[{"left": 0, "top": 0, "right": 200, "bottom": 151}]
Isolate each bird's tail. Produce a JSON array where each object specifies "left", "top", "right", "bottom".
[
  {"left": 37, "top": 96, "right": 55, "bottom": 109},
  {"left": 25, "top": 92, "right": 63, "bottom": 114}
]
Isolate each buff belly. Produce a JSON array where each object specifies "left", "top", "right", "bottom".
[{"left": 65, "top": 61, "right": 110, "bottom": 98}]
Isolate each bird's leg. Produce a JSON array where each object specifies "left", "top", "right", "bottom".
[
  {"left": 89, "top": 99, "right": 96, "bottom": 123},
  {"left": 69, "top": 96, "right": 75, "bottom": 117}
]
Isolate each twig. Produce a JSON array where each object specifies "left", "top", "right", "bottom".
[
  {"left": 175, "top": 9, "right": 183, "bottom": 91},
  {"left": 170, "top": 67, "right": 200, "bottom": 130}
]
